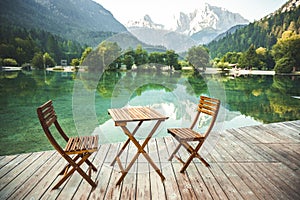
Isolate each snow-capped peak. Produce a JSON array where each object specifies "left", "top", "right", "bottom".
[{"left": 126, "top": 14, "right": 164, "bottom": 29}]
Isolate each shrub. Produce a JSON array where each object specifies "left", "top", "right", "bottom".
[
  {"left": 3, "top": 58, "right": 18, "bottom": 66},
  {"left": 274, "top": 57, "right": 295, "bottom": 73}
]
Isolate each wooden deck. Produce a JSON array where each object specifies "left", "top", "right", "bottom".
[{"left": 0, "top": 120, "right": 299, "bottom": 200}]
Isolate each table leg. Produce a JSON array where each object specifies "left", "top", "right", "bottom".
[
  {"left": 111, "top": 121, "right": 143, "bottom": 166},
  {"left": 116, "top": 120, "right": 165, "bottom": 185}
]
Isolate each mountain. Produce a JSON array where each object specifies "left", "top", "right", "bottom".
[
  {"left": 0, "top": 0, "right": 127, "bottom": 47},
  {"left": 207, "top": 0, "right": 300, "bottom": 58},
  {"left": 174, "top": 4, "right": 249, "bottom": 36},
  {"left": 127, "top": 15, "right": 165, "bottom": 29},
  {"left": 212, "top": 24, "right": 247, "bottom": 41},
  {"left": 126, "top": 3, "right": 249, "bottom": 52}
]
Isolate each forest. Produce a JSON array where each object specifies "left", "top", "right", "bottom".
[
  {"left": 207, "top": 3, "right": 300, "bottom": 73},
  {"left": 0, "top": 25, "right": 84, "bottom": 68},
  {"left": 0, "top": 2, "right": 299, "bottom": 74}
]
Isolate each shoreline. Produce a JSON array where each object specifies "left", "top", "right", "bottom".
[
  {"left": 202, "top": 67, "right": 300, "bottom": 76},
  {"left": 44, "top": 66, "right": 300, "bottom": 76}
]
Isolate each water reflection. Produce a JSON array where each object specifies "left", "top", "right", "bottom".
[{"left": 0, "top": 69, "right": 299, "bottom": 155}]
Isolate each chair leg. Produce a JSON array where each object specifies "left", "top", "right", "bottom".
[
  {"left": 168, "top": 143, "right": 182, "bottom": 161},
  {"left": 82, "top": 157, "right": 97, "bottom": 171},
  {"left": 177, "top": 140, "right": 209, "bottom": 172},
  {"left": 179, "top": 152, "right": 195, "bottom": 173},
  {"left": 53, "top": 153, "right": 97, "bottom": 189}
]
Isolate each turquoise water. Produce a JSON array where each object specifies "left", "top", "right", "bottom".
[{"left": 1, "top": 69, "right": 300, "bottom": 155}]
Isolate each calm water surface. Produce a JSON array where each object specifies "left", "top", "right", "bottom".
[{"left": 1, "top": 69, "right": 299, "bottom": 155}]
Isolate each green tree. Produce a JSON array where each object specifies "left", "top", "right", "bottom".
[
  {"left": 272, "top": 31, "right": 300, "bottom": 73},
  {"left": 31, "top": 52, "right": 44, "bottom": 69},
  {"left": 123, "top": 55, "right": 134, "bottom": 70},
  {"left": 3, "top": 58, "right": 18, "bottom": 66},
  {"left": 220, "top": 52, "right": 242, "bottom": 64},
  {"left": 80, "top": 47, "right": 92, "bottom": 64},
  {"left": 134, "top": 45, "right": 148, "bottom": 66},
  {"left": 149, "top": 52, "right": 165, "bottom": 64},
  {"left": 46, "top": 35, "right": 62, "bottom": 62},
  {"left": 186, "top": 45, "right": 210, "bottom": 71},
  {"left": 239, "top": 44, "right": 259, "bottom": 69},
  {"left": 274, "top": 57, "right": 295, "bottom": 73},
  {"left": 43, "top": 52, "right": 56, "bottom": 67},
  {"left": 71, "top": 58, "right": 80, "bottom": 66},
  {"left": 165, "top": 50, "right": 180, "bottom": 70},
  {"left": 95, "top": 41, "right": 121, "bottom": 70}
]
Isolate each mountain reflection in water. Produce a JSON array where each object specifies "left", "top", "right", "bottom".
[{"left": 0, "top": 70, "right": 299, "bottom": 155}]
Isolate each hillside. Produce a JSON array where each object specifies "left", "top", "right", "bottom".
[
  {"left": 207, "top": 0, "right": 300, "bottom": 58},
  {"left": 0, "top": 0, "right": 127, "bottom": 47}
]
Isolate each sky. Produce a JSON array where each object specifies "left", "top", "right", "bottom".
[{"left": 94, "top": 0, "right": 287, "bottom": 26}]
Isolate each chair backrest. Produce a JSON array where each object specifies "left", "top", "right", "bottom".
[
  {"left": 190, "top": 96, "right": 220, "bottom": 137},
  {"left": 37, "top": 100, "right": 69, "bottom": 154}
]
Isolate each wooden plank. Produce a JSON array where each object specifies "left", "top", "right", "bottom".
[
  {"left": 208, "top": 163, "right": 244, "bottom": 199},
  {"left": 282, "top": 143, "right": 300, "bottom": 158},
  {"left": 258, "top": 124, "right": 300, "bottom": 143},
  {"left": 103, "top": 142, "right": 130, "bottom": 200},
  {"left": 7, "top": 151, "right": 57, "bottom": 200},
  {"left": 229, "top": 128, "right": 277, "bottom": 162},
  {"left": 74, "top": 143, "right": 110, "bottom": 199},
  {"left": 119, "top": 160, "right": 138, "bottom": 199},
  {"left": 0, "top": 121, "right": 300, "bottom": 199},
  {"left": 149, "top": 138, "right": 167, "bottom": 200},
  {"left": 209, "top": 137, "right": 236, "bottom": 163},
  {"left": 268, "top": 121, "right": 300, "bottom": 140},
  {"left": 185, "top": 162, "right": 212, "bottom": 199},
  {"left": 160, "top": 137, "right": 182, "bottom": 199},
  {"left": 240, "top": 125, "right": 281, "bottom": 144},
  {"left": 225, "top": 129, "right": 269, "bottom": 162},
  {"left": 258, "top": 162, "right": 300, "bottom": 198},
  {"left": 284, "top": 120, "right": 300, "bottom": 130},
  {"left": 0, "top": 153, "right": 31, "bottom": 179},
  {"left": 221, "top": 130, "right": 258, "bottom": 162},
  {"left": 118, "top": 142, "right": 137, "bottom": 200},
  {"left": 90, "top": 143, "right": 121, "bottom": 200},
  {"left": 229, "top": 163, "right": 275, "bottom": 199},
  {"left": 0, "top": 154, "right": 18, "bottom": 170},
  {"left": 254, "top": 163, "right": 300, "bottom": 200},
  {"left": 136, "top": 151, "right": 151, "bottom": 200},
  {"left": 173, "top": 162, "right": 198, "bottom": 199},
  {"left": 231, "top": 127, "right": 261, "bottom": 144},
  {"left": 0, "top": 152, "right": 40, "bottom": 191},
  {"left": 239, "top": 163, "right": 288, "bottom": 200},
  {"left": 28, "top": 155, "right": 68, "bottom": 199},
  {"left": 195, "top": 164, "right": 228, "bottom": 199},
  {"left": 215, "top": 132, "right": 245, "bottom": 162},
  {"left": 263, "top": 143, "right": 300, "bottom": 170},
  {"left": 57, "top": 149, "right": 99, "bottom": 200},
  {"left": 217, "top": 163, "right": 258, "bottom": 199}
]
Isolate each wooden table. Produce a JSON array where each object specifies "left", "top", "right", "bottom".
[{"left": 108, "top": 106, "right": 169, "bottom": 185}]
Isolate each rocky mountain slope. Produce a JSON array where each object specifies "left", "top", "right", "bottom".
[
  {"left": 126, "top": 3, "right": 249, "bottom": 52},
  {"left": 0, "top": 0, "right": 127, "bottom": 46}
]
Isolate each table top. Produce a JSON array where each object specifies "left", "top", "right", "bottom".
[{"left": 108, "top": 106, "right": 168, "bottom": 124}]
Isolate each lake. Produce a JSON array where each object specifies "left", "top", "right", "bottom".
[{"left": 1, "top": 69, "right": 299, "bottom": 155}]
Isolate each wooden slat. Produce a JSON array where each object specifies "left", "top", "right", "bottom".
[
  {"left": 8, "top": 151, "right": 59, "bottom": 199},
  {"left": 159, "top": 137, "right": 182, "bottom": 199},
  {"left": 0, "top": 120, "right": 299, "bottom": 200},
  {"left": 0, "top": 152, "right": 45, "bottom": 199},
  {"left": 148, "top": 138, "right": 167, "bottom": 200},
  {"left": 108, "top": 107, "right": 168, "bottom": 123},
  {"left": 217, "top": 163, "right": 259, "bottom": 199}
]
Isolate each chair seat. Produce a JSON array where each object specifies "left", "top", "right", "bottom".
[
  {"left": 65, "top": 136, "right": 98, "bottom": 155},
  {"left": 168, "top": 128, "right": 204, "bottom": 141}
]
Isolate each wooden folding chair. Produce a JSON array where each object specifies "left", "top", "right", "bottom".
[
  {"left": 168, "top": 96, "right": 220, "bottom": 173},
  {"left": 37, "top": 100, "right": 98, "bottom": 190}
]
